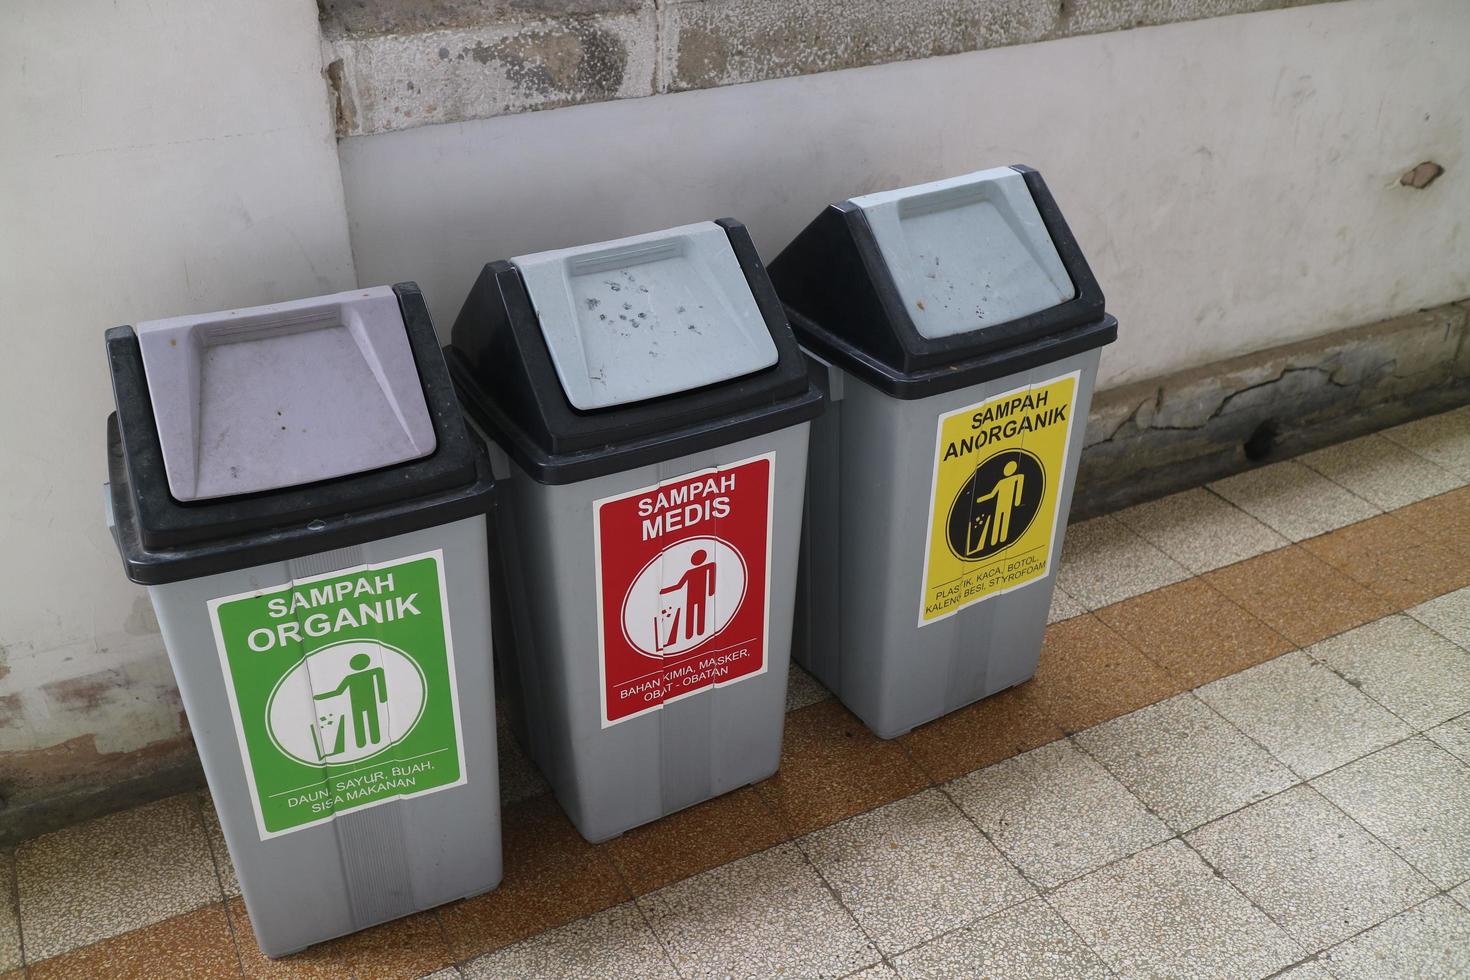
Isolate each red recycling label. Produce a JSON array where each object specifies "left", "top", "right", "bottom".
[{"left": 594, "top": 453, "right": 773, "bottom": 727}]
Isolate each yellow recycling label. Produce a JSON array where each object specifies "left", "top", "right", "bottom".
[{"left": 918, "top": 371, "right": 1079, "bottom": 626}]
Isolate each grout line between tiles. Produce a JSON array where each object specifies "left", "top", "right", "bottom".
[
  {"left": 218, "top": 896, "right": 249, "bottom": 977},
  {"left": 1175, "top": 832, "right": 1312, "bottom": 959},
  {"left": 623, "top": 872, "right": 685, "bottom": 980},
  {"left": 786, "top": 836, "right": 890, "bottom": 977},
  {"left": 1293, "top": 892, "right": 1454, "bottom": 973},
  {"left": 1302, "top": 433, "right": 1468, "bottom": 507},
  {"left": 854, "top": 780, "right": 1122, "bottom": 977}
]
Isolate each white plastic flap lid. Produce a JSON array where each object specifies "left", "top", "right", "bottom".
[
  {"left": 849, "top": 167, "right": 1076, "bottom": 340},
  {"left": 512, "top": 222, "right": 779, "bottom": 411},
  {"left": 135, "top": 286, "right": 437, "bottom": 502}
]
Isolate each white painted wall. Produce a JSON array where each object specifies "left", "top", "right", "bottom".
[
  {"left": 0, "top": 1, "right": 355, "bottom": 775},
  {"left": 339, "top": 0, "right": 1470, "bottom": 391}
]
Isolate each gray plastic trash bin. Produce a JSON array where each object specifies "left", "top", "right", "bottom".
[
  {"left": 447, "top": 219, "right": 824, "bottom": 842},
  {"left": 769, "top": 166, "right": 1119, "bottom": 738},
  {"left": 104, "top": 284, "right": 502, "bottom": 956}
]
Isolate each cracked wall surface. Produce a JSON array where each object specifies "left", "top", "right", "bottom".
[
  {"left": 322, "top": 0, "right": 1343, "bottom": 135},
  {"left": 1074, "top": 301, "right": 1470, "bottom": 517}
]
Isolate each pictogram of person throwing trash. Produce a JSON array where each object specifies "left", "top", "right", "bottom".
[
  {"left": 660, "top": 548, "right": 717, "bottom": 642},
  {"left": 313, "top": 653, "right": 388, "bottom": 752},
  {"left": 967, "top": 460, "right": 1026, "bottom": 556}
]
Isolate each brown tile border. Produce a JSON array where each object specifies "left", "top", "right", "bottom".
[
  {"left": 227, "top": 897, "right": 344, "bottom": 978},
  {"left": 330, "top": 909, "right": 453, "bottom": 980},
  {"left": 900, "top": 685, "right": 1064, "bottom": 784},
  {"left": 435, "top": 793, "right": 630, "bottom": 961},
  {"left": 1204, "top": 545, "right": 1396, "bottom": 647},
  {"left": 26, "top": 903, "right": 239, "bottom": 980},
  {"left": 18, "top": 484, "right": 1470, "bottom": 974},
  {"left": 604, "top": 786, "right": 789, "bottom": 896},
  {"left": 1302, "top": 513, "right": 1470, "bottom": 609},
  {"left": 1095, "top": 577, "right": 1296, "bottom": 689},
  {"left": 1024, "top": 615, "right": 1188, "bottom": 734},
  {"left": 754, "top": 700, "right": 930, "bottom": 837},
  {"left": 1393, "top": 485, "right": 1470, "bottom": 549}
]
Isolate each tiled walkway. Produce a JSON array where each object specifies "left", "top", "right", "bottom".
[{"left": 5, "top": 408, "right": 1470, "bottom": 978}]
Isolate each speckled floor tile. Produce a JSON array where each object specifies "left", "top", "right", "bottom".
[
  {"left": 1313, "top": 737, "right": 1470, "bottom": 889},
  {"left": 437, "top": 793, "right": 631, "bottom": 960},
  {"left": 1186, "top": 785, "right": 1435, "bottom": 951},
  {"left": 1408, "top": 585, "right": 1470, "bottom": 650},
  {"left": 1055, "top": 516, "right": 1191, "bottom": 610},
  {"left": 0, "top": 851, "right": 19, "bottom": 973},
  {"left": 1115, "top": 487, "right": 1290, "bottom": 574},
  {"left": 1074, "top": 693, "right": 1296, "bottom": 832},
  {"left": 890, "top": 898, "right": 1110, "bottom": 979},
  {"left": 1301, "top": 434, "right": 1465, "bottom": 510},
  {"left": 1025, "top": 616, "right": 1186, "bottom": 734},
  {"left": 1308, "top": 615, "right": 1470, "bottom": 731},
  {"left": 787, "top": 661, "right": 833, "bottom": 711},
  {"left": 637, "top": 843, "right": 879, "bottom": 979},
  {"left": 1203, "top": 546, "right": 1394, "bottom": 647},
  {"left": 604, "top": 786, "right": 788, "bottom": 895},
  {"left": 1195, "top": 651, "right": 1411, "bottom": 778},
  {"left": 899, "top": 684, "right": 1063, "bottom": 783},
  {"left": 755, "top": 700, "right": 929, "bottom": 837},
  {"left": 1047, "top": 586, "right": 1085, "bottom": 624},
  {"left": 1393, "top": 485, "right": 1470, "bottom": 555},
  {"left": 1380, "top": 406, "right": 1470, "bottom": 477},
  {"left": 329, "top": 909, "right": 453, "bottom": 980},
  {"left": 461, "top": 903, "right": 676, "bottom": 979},
  {"left": 1209, "top": 460, "right": 1380, "bottom": 541},
  {"left": 1318, "top": 896, "right": 1470, "bottom": 980},
  {"left": 1425, "top": 714, "right": 1470, "bottom": 764},
  {"left": 1049, "top": 840, "right": 1300, "bottom": 980},
  {"left": 947, "top": 739, "right": 1169, "bottom": 889},
  {"left": 417, "top": 970, "right": 461, "bottom": 980},
  {"left": 198, "top": 792, "right": 240, "bottom": 899},
  {"left": 26, "top": 902, "right": 239, "bottom": 980},
  {"left": 1095, "top": 577, "right": 1295, "bottom": 688},
  {"left": 1300, "top": 513, "right": 1470, "bottom": 609},
  {"left": 848, "top": 963, "right": 900, "bottom": 978},
  {"left": 800, "top": 790, "right": 1032, "bottom": 954},
  {"left": 226, "top": 896, "right": 347, "bottom": 978},
  {"left": 1451, "top": 882, "right": 1470, "bottom": 912},
  {"left": 15, "top": 794, "right": 223, "bottom": 961}
]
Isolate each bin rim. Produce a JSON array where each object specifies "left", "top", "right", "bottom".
[{"left": 106, "top": 411, "right": 496, "bottom": 586}]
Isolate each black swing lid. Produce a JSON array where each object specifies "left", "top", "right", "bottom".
[
  {"left": 106, "top": 283, "right": 494, "bottom": 585},
  {"left": 446, "top": 217, "right": 825, "bottom": 485},
  {"left": 769, "top": 165, "right": 1118, "bottom": 400}
]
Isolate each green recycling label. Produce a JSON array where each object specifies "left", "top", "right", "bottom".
[{"left": 207, "top": 550, "right": 466, "bottom": 839}]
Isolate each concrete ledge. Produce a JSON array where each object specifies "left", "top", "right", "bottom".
[
  {"left": 0, "top": 736, "right": 203, "bottom": 847},
  {"left": 323, "top": 0, "right": 1343, "bottom": 135},
  {"left": 1072, "top": 299, "right": 1470, "bottom": 518}
]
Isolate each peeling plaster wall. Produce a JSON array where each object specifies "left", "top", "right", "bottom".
[
  {"left": 339, "top": 0, "right": 1470, "bottom": 392},
  {"left": 0, "top": 0, "right": 356, "bottom": 839}
]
